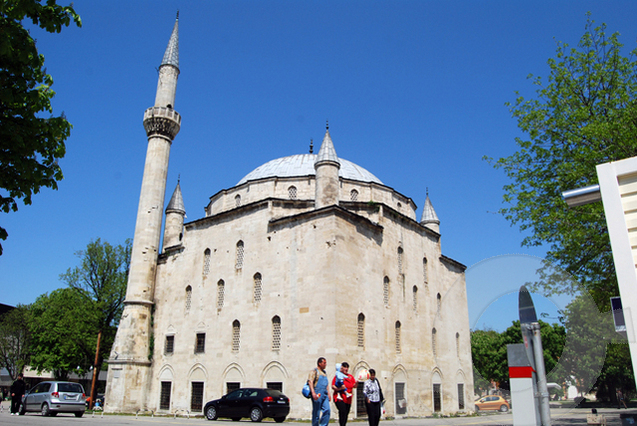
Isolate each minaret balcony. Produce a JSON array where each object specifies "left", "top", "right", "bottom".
[{"left": 143, "top": 106, "right": 181, "bottom": 141}]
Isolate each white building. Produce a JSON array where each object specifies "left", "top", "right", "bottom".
[{"left": 105, "top": 15, "right": 473, "bottom": 419}]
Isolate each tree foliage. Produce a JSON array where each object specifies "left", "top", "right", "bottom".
[
  {"left": 28, "top": 238, "right": 130, "bottom": 380},
  {"left": 0, "top": 305, "right": 31, "bottom": 380},
  {"left": 472, "top": 320, "right": 566, "bottom": 391},
  {"left": 554, "top": 294, "right": 634, "bottom": 400},
  {"left": 488, "top": 15, "right": 637, "bottom": 308},
  {"left": 28, "top": 287, "right": 98, "bottom": 380},
  {"left": 60, "top": 238, "right": 131, "bottom": 330},
  {"left": 0, "top": 0, "right": 81, "bottom": 255},
  {"left": 58, "top": 238, "right": 131, "bottom": 380}
]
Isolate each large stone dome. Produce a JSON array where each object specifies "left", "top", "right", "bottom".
[{"left": 237, "top": 154, "right": 383, "bottom": 186}]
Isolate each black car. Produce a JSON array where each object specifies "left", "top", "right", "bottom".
[{"left": 204, "top": 388, "right": 290, "bottom": 422}]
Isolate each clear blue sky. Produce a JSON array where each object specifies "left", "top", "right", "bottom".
[{"left": 2, "top": 1, "right": 635, "bottom": 330}]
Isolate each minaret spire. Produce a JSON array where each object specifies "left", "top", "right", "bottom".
[
  {"left": 314, "top": 122, "right": 341, "bottom": 208},
  {"left": 420, "top": 193, "right": 440, "bottom": 233},
  {"left": 106, "top": 14, "right": 183, "bottom": 413}
]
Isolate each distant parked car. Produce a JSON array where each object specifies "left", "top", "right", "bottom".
[
  {"left": 20, "top": 381, "right": 86, "bottom": 417},
  {"left": 204, "top": 388, "right": 290, "bottom": 422},
  {"left": 475, "top": 395, "right": 510, "bottom": 412}
]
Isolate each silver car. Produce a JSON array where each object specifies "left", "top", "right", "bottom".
[{"left": 20, "top": 381, "right": 86, "bottom": 417}]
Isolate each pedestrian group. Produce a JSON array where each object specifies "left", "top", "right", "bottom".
[{"left": 308, "top": 357, "right": 384, "bottom": 426}]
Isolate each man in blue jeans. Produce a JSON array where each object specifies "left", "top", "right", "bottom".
[{"left": 308, "top": 357, "right": 331, "bottom": 426}]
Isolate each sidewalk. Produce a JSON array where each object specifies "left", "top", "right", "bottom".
[{"left": 378, "top": 408, "right": 635, "bottom": 426}]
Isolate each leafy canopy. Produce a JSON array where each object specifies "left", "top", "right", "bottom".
[
  {"left": 27, "top": 238, "right": 130, "bottom": 380},
  {"left": 487, "top": 15, "right": 637, "bottom": 307},
  {"left": 0, "top": 305, "right": 31, "bottom": 380},
  {"left": 471, "top": 320, "right": 566, "bottom": 391},
  {"left": 28, "top": 287, "right": 98, "bottom": 380},
  {"left": 0, "top": 0, "right": 81, "bottom": 255}
]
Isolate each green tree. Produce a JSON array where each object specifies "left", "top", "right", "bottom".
[
  {"left": 59, "top": 238, "right": 131, "bottom": 400},
  {"left": 487, "top": 15, "right": 637, "bottom": 308},
  {"left": 472, "top": 320, "right": 566, "bottom": 391},
  {"left": 0, "top": 0, "right": 81, "bottom": 255},
  {"left": 28, "top": 287, "right": 98, "bottom": 380},
  {"left": 0, "top": 305, "right": 31, "bottom": 379},
  {"left": 553, "top": 294, "right": 634, "bottom": 400}
]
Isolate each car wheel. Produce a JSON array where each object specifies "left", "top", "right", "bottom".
[
  {"left": 206, "top": 406, "right": 218, "bottom": 421},
  {"left": 274, "top": 417, "right": 286, "bottom": 423},
  {"left": 250, "top": 407, "right": 263, "bottom": 422},
  {"left": 232, "top": 417, "right": 241, "bottom": 421},
  {"left": 475, "top": 406, "right": 480, "bottom": 412},
  {"left": 75, "top": 411, "right": 84, "bottom": 418},
  {"left": 41, "top": 403, "right": 50, "bottom": 417},
  {"left": 500, "top": 404, "right": 508, "bottom": 412},
  {"left": 19, "top": 405, "right": 26, "bottom": 415}
]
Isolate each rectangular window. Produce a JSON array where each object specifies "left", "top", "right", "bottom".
[
  {"left": 195, "top": 333, "right": 206, "bottom": 353},
  {"left": 160, "top": 381, "right": 172, "bottom": 410},
  {"left": 433, "top": 383, "right": 441, "bottom": 412},
  {"left": 457, "top": 383, "right": 465, "bottom": 410},
  {"left": 395, "top": 382, "right": 406, "bottom": 415},
  {"left": 266, "top": 382, "right": 283, "bottom": 392},
  {"left": 191, "top": 382, "right": 204, "bottom": 411},
  {"left": 165, "top": 335, "right": 174, "bottom": 354},
  {"left": 226, "top": 382, "right": 241, "bottom": 394},
  {"left": 356, "top": 382, "right": 367, "bottom": 418}
]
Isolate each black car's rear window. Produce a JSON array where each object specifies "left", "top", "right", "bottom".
[
  {"left": 265, "top": 389, "right": 284, "bottom": 397},
  {"left": 58, "top": 383, "right": 83, "bottom": 393}
]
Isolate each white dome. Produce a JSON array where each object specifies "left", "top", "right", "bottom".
[{"left": 237, "top": 154, "right": 383, "bottom": 185}]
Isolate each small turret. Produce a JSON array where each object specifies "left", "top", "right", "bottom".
[
  {"left": 314, "top": 122, "right": 340, "bottom": 208},
  {"left": 420, "top": 193, "right": 440, "bottom": 233},
  {"left": 163, "top": 180, "right": 186, "bottom": 249}
]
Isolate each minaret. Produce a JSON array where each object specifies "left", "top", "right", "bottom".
[
  {"left": 163, "top": 180, "right": 186, "bottom": 249},
  {"left": 105, "top": 14, "right": 181, "bottom": 412},
  {"left": 314, "top": 122, "right": 341, "bottom": 208},
  {"left": 420, "top": 191, "right": 440, "bottom": 233}
]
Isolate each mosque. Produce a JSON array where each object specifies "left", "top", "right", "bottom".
[{"left": 105, "top": 15, "right": 474, "bottom": 419}]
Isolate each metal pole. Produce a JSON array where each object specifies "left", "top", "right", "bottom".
[
  {"left": 531, "top": 323, "right": 551, "bottom": 426},
  {"left": 89, "top": 330, "right": 102, "bottom": 410}
]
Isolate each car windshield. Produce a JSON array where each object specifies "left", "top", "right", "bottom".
[
  {"left": 265, "top": 389, "right": 284, "bottom": 397},
  {"left": 58, "top": 383, "right": 83, "bottom": 393}
]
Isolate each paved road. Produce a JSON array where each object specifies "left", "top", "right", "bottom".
[{"left": 1, "top": 401, "right": 633, "bottom": 426}]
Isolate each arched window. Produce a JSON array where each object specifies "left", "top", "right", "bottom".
[
  {"left": 235, "top": 240, "right": 244, "bottom": 270},
  {"left": 217, "top": 280, "right": 225, "bottom": 310},
  {"left": 203, "top": 249, "right": 211, "bottom": 276},
  {"left": 395, "top": 321, "right": 402, "bottom": 354},
  {"left": 272, "top": 316, "right": 281, "bottom": 350},
  {"left": 422, "top": 257, "right": 428, "bottom": 286},
  {"left": 253, "top": 273, "right": 263, "bottom": 303},
  {"left": 397, "top": 246, "right": 404, "bottom": 274},
  {"left": 432, "top": 328, "right": 437, "bottom": 358},
  {"left": 436, "top": 293, "right": 441, "bottom": 311},
  {"left": 350, "top": 189, "right": 359, "bottom": 201},
  {"left": 232, "top": 320, "right": 241, "bottom": 352},
  {"left": 383, "top": 277, "right": 390, "bottom": 306},
  {"left": 185, "top": 285, "right": 192, "bottom": 312},
  {"left": 288, "top": 186, "right": 297, "bottom": 199},
  {"left": 357, "top": 313, "right": 365, "bottom": 348},
  {"left": 412, "top": 285, "right": 418, "bottom": 313},
  {"left": 235, "top": 194, "right": 241, "bottom": 207}
]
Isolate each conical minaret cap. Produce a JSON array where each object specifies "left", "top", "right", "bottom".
[
  {"left": 166, "top": 181, "right": 185, "bottom": 215},
  {"left": 420, "top": 195, "right": 440, "bottom": 225},
  {"left": 315, "top": 126, "right": 340, "bottom": 167},
  {"left": 161, "top": 13, "right": 179, "bottom": 69}
]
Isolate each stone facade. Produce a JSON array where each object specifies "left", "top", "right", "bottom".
[{"left": 105, "top": 16, "right": 473, "bottom": 419}]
